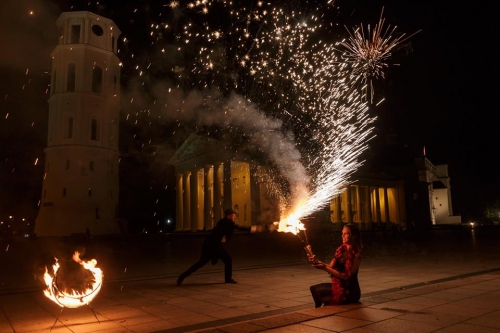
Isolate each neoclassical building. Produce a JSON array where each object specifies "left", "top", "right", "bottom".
[
  {"left": 330, "top": 154, "right": 461, "bottom": 229},
  {"left": 329, "top": 176, "right": 405, "bottom": 229},
  {"left": 169, "top": 134, "right": 460, "bottom": 231},
  {"left": 168, "top": 134, "right": 279, "bottom": 231}
]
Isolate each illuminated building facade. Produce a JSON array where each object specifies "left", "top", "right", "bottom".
[
  {"left": 329, "top": 145, "right": 461, "bottom": 230},
  {"left": 35, "top": 12, "right": 121, "bottom": 236},
  {"left": 170, "top": 137, "right": 460, "bottom": 232},
  {"left": 168, "top": 134, "right": 279, "bottom": 231}
]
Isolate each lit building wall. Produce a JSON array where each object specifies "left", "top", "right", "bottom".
[
  {"left": 35, "top": 11, "right": 121, "bottom": 236},
  {"left": 230, "top": 162, "right": 252, "bottom": 227}
]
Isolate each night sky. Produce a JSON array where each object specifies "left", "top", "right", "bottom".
[{"left": 0, "top": 0, "right": 496, "bottom": 224}]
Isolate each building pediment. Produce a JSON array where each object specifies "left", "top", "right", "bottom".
[{"left": 168, "top": 134, "right": 232, "bottom": 169}]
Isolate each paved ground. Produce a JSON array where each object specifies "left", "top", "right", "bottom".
[{"left": 1, "top": 225, "right": 500, "bottom": 332}]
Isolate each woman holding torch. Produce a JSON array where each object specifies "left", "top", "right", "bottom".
[{"left": 308, "top": 223, "right": 362, "bottom": 307}]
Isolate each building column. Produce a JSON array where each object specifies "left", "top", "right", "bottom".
[
  {"left": 355, "top": 185, "right": 361, "bottom": 223},
  {"left": 190, "top": 168, "right": 200, "bottom": 231},
  {"left": 335, "top": 195, "right": 342, "bottom": 222},
  {"left": 213, "top": 162, "right": 223, "bottom": 222},
  {"left": 375, "top": 187, "right": 382, "bottom": 223},
  {"left": 204, "top": 165, "right": 213, "bottom": 230},
  {"left": 346, "top": 186, "right": 353, "bottom": 223},
  {"left": 183, "top": 171, "right": 191, "bottom": 231},
  {"left": 223, "top": 161, "right": 232, "bottom": 213},
  {"left": 366, "top": 187, "right": 373, "bottom": 228},
  {"left": 384, "top": 187, "right": 391, "bottom": 223},
  {"left": 175, "top": 173, "right": 184, "bottom": 231}
]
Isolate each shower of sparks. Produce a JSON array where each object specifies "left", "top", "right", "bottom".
[
  {"left": 109, "top": 0, "right": 414, "bottom": 225},
  {"left": 10, "top": 1, "right": 416, "bottom": 231}
]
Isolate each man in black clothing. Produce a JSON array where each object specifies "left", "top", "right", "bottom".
[{"left": 177, "top": 209, "right": 249, "bottom": 285}]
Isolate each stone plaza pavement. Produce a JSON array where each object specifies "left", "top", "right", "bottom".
[{"left": 1, "top": 228, "right": 500, "bottom": 332}]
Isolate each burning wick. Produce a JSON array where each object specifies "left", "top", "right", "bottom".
[{"left": 275, "top": 215, "right": 319, "bottom": 263}]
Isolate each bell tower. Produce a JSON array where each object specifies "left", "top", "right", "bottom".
[{"left": 35, "top": 11, "right": 121, "bottom": 236}]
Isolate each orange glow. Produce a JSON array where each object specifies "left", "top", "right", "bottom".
[{"left": 43, "top": 251, "right": 103, "bottom": 308}]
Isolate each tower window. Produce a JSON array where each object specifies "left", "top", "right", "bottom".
[
  {"left": 92, "top": 66, "right": 103, "bottom": 93},
  {"left": 91, "top": 24, "right": 104, "bottom": 36},
  {"left": 90, "top": 119, "right": 99, "bottom": 141},
  {"left": 62, "top": 188, "right": 66, "bottom": 197},
  {"left": 67, "top": 117, "right": 73, "bottom": 138},
  {"left": 67, "top": 63, "right": 76, "bottom": 92},
  {"left": 89, "top": 161, "right": 94, "bottom": 171},
  {"left": 71, "top": 25, "right": 81, "bottom": 44},
  {"left": 113, "top": 74, "right": 117, "bottom": 94},
  {"left": 66, "top": 160, "right": 70, "bottom": 170},
  {"left": 88, "top": 188, "right": 92, "bottom": 197}
]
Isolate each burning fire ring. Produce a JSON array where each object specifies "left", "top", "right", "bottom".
[{"left": 43, "top": 252, "right": 103, "bottom": 309}]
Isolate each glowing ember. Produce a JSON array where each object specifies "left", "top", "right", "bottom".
[{"left": 43, "top": 251, "right": 103, "bottom": 308}]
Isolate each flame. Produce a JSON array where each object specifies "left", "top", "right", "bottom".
[
  {"left": 275, "top": 210, "right": 306, "bottom": 235},
  {"left": 43, "top": 251, "right": 103, "bottom": 308}
]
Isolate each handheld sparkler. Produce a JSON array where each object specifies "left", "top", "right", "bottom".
[{"left": 275, "top": 216, "right": 319, "bottom": 264}]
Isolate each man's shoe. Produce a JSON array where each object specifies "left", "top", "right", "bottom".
[
  {"left": 177, "top": 275, "right": 185, "bottom": 286},
  {"left": 225, "top": 279, "right": 237, "bottom": 284}
]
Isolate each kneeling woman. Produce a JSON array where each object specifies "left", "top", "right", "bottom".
[{"left": 308, "top": 223, "right": 362, "bottom": 307}]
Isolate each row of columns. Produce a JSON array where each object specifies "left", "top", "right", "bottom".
[
  {"left": 176, "top": 162, "right": 228, "bottom": 231},
  {"left": 333, "top": 185, "right": 397, "bottom": 224}
]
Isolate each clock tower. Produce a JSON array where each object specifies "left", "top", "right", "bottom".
[{"left": 35, "top": 12, "right": 121, "bottom": 236}]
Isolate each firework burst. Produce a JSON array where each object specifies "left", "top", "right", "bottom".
[
  {"left": 338, "top": 7, "right": 421, "bottom": 102},
  {"left": 79, "top": 0, "right": 416, "bottom": 225}
]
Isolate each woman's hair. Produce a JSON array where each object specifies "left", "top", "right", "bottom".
[{"left": 344, "top": 223, "right": 363, "bottom": 252}]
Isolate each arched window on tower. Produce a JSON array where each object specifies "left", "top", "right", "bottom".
[
  {"left": 90, "top": 119, "right": 99, "bottom": 141},
  {"left": 67, "top": 63, "right": 76, "bottom": 92},
  {"left": 67, "top": 117, "right": 73, "bottom": 138},
  {"left": 113, "top": 74, "right": 117, "bottom": 95},
  {"left": 92, "top": 66, "right": 103, "bottom": 93}
]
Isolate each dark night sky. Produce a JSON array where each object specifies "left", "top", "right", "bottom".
[{"left": 0, "top": 0, "right": 496, "bottom": 222}]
